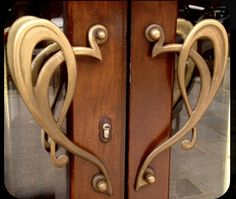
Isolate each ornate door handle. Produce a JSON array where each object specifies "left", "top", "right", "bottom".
[
  {"left": 173, "top": 18, "right": 196, "bottom": 107},
  {"left": 135, "top": 19, "right": 228, "bottom": 191},
  {"left": 6, "top": 16, "right": 112, "bottom": 195}
]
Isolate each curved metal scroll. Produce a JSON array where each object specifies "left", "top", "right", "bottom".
[
  {"left": 136, "top": 19, "right": 228, "bottom": 191},
  {"left": 173, "top": 18, "right": 196, "bottom": 107},
  {"left": 6, "top": 16, "right": 112, "bottom": 195}
]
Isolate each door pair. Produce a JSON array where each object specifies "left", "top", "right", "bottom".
[{"left": 6, "top": 1, "right": 228, "bottom": 199}]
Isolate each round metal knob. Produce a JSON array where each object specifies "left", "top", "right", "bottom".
[
  {"left": 95, "top": 27, "right": 108, "bottom": 44},
  {"left": 96, "top": 180, "right": 108, "bottom": 192},
  {"left": 92, "top": 174, "right": 109, "bottom": 193},
  {"left": 149, "top": 28, "right": 160, "bottom": 41},
  {"left": 145, "top": 172, "right": 156, "bottom": 184},
  {"left": 145, "top": 24, "right": 163, "bottom": 42},
  {"left": 97, "top": 29, "right": 106, "bottom": 40},
  {"left": 144, "top": 167, "right": 156, "bottom": 184}
]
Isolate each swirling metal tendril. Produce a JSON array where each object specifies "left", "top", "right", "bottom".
[
  {"left": 136, "top": 19, "right": 228, "bottom": 190},
  {"left": 6, "top": 16, "right": 111, "bottom": 195}
]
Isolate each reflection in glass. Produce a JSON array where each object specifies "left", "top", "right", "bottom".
[
  {"left": 4, "top": 47, "right": 68, "bottom": 199},
  {"left": 170, "top": 58, "right": 230, "bottom": 199}
]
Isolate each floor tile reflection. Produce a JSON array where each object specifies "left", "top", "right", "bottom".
[
  {"left": 4, "top": 83, "right": 68, "bottom": 199},
  {"left": 170, "top": 58, "right": 230, "bottom": 199}
]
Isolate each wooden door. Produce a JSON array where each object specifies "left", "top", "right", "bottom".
[
  {"left": 64, "top": 2, "right": 127, "bottom": 199},
  {"left": 64, "top": 1, "right": 177, "bottom": 199},
  {"left": 128, "top": 1, "right": 177, "bottom": 199},
  {"left": 5, "top": 1, "right": 230, "bottom": 199}
]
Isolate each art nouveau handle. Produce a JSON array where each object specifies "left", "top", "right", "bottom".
[
  {"left": 173, "top": 18, "right": 196, "bottom": 107},
  {"left": 135, "top": 19, "right": 228, "bottom": 191},
  {"left": 6, "top": 16, "right": 112, "bottom": 195}
]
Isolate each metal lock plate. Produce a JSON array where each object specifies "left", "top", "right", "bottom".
[{"left": 99, "top": 117, "right": 112, "bottom": 143}]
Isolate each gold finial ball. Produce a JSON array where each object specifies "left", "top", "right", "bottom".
[
  {"left": 145, "top": 173, "right": 156, "bottom": 184},
  {"left": 96, "top": 180, "right": 107, "bottom": 192},
  {"left": 97, "top": 29, "right": 106, "bottom": 40},
  {"left": 149, "top": 28, "right": 160, "bottom": 41}
]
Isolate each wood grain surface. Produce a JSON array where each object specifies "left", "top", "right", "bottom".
[
  {"left": 64, "top": 1, "right": 177, "bottom": 198},
  {"left": 128, "top": 1, "right": 177, "bottom": 199},
  {"left": 64, "top": 2, "right": 127, "bottom": 199}
]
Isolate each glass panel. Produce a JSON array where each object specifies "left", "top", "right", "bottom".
[
  {"left": 170, "top": 0, "right": 230, "bottom": 198},
  {"left": 4, "top": 45, "right": 68, "bottom": 199},
  {"left": 4, "top": 1, "right": 68, "bottom": 198},
  {"left": 4, "top": 79, "right": 68, "bottom": 199},
  {"left": 170, "top": 59, "right": 230, "bottom": 199}
]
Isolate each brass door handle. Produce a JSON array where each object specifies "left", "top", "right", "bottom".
[
  {"left": 173, "top": 18, "right": 196, "bottom": 107},
  {"left": 6, "top": 16, "right": 112, "bottom": 195},
  {"left": 135, "top": 19, "right": 228, "bottom": 191}
]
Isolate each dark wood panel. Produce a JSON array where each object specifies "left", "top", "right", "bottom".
[
  {"left": 128, "top": 1, "right": 177, "bottom": 199},
  {"left": 64, "top": 2, "right": 127, "bottom": 199}
]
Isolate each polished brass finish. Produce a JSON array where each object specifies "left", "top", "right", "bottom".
[
  {"left": 144, "top": 167, "right": 156, "bottom": 184},
  {"left": 6, "top": 16, "right": 111, "bottom": 195},
  {"left": 92, "top": 174, "right": 108, "bottom": 193},
  {"left": 135, "top": 19, "right": 228, "bottom": 191},
  {"left": 173, "top": 18, "right": 196, "bottom": 107},
  {"left": 97, "top": 181, "right": 108, "bottom": 192},
  {"left": 49, "top": 138, "right": 69, "bottom": 168},
  {"left": 174, "top": 18, "right": 197, "bottom": 150},
  {"left": 145, "top": 24, "right": 161, "bottom": 42},
  {"left": 150, "top": 29, "right": 160, "bottom": 41},
  {"left": 96, "top": 28, "right": 108, "bottom": 44}
]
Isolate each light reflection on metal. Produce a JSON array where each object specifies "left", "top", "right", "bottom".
[
  {"left": 6, "top": 16, "right": 112, "bottom": 195},
  {"left": 135, "top": 19, "right": 228, "bottom": 191},
  {"left": 92, "top": 174, "right": 108, "bottom": 193},
  {"left": 174, "top": 18, "right": 197, "bottom": 107},
  {"left": 175, "top": 18, "right": 198, "bottom": 151},
  {"left": 144, "top": 167, "right": 156, "bottom": 184}
]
